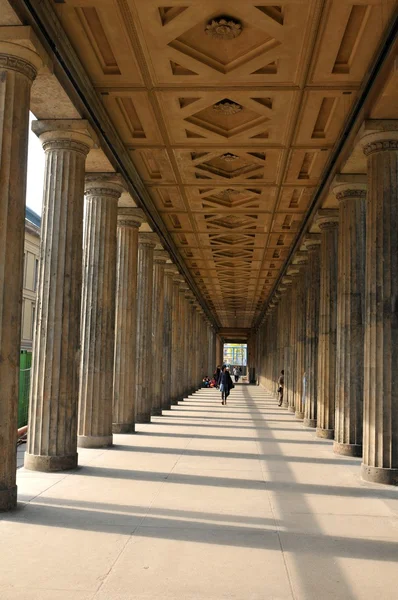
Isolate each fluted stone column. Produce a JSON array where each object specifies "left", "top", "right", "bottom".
[
  {"left": 177, "top": 283, "right": 188, "bottom": 401},
  {"left": 181, "top": 288, "right": 191, "bottom": 398},
  {"left": 152, "top": 249, "right": 168, "bottom": 416},
  {"left": 25, "top": 121, "right": 94, "bottom": 472},
  {"left": 316, "top": 210, "right": 339, "bottom": 439},
  {"left": 294, "top": 257, "right": 308, "bottom": 419},
  {"left": 304, "top": 237, "right": 321, "bottom": 428},
  {"left": 170, "top": 275, "right": 182, "bottom": 405},
  {"left": 162, "top": 265, "right": 177, "bottom": 410},
  {"left": 332, "top": 176, "right": 366, "bottom": 456},
  {"left": 287, "top": 269, "right": 300, "bottom": 413},
  {"left": 78, "top": 175, "right": 123, "bottom": 447},
  {"left": 361, "top": 123, "right": 398, "bottom": 484},
  {"left": 185, "top": 293, "right": 195, "bottom": 394},
  {"left": 0, "top": 41, "right": 41, "bottom": 510},
  {"left": 281, "top": 281, "right": 292, "bottom": 408},
  {"left": 193, "top": 306, "right": 201, "bottom": 388},
  {"left": 112, "top": 208, "right": 144, "bottom": 433},
  {"left": 198, "top": 310, "right": 206, "bottom": 382},
  {"left": 135, "top": 233, "right": 157, "bottom": 422}
]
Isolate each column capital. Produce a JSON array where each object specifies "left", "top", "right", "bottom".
[
  {"left": 117, "top": 207, "right": 145, "bottom": 228},
  {"left": 315, "top": 209, "right": 339, "bottom": 231},
  {"left": 287, "top": 267, "right": 300, "bottom": 280},
  {"left": 85, "top": 173, "right": 125, "bottom": 198},
  {"left": 303, "top": 233, "right": 321, "bottom": 252},
  {"left": 164, "top": 263, "right": 179, "bottom": 277},
  {"left": 281, "top": 277, "right": 293, "bottom": 287},
  {"left": 153, "top": 249, "right": 169, "bottom": 264},
  {"left": 138, "top": 232, "right": 158, "bottom": 248},
  {"left": 331, "top": 174, "right": 367, "bottom": 200},
  {"left": 32, "top": 119, "right": 96, "bottom": 154},
  {"left": 359, "top": 120, "right": 398, "bottom": 156},
  {"left": 0, "top": 25, "right": 47, "bottom": 79},
  {"left": 292, "top": 250, "right": 308, "bottom": 266}
]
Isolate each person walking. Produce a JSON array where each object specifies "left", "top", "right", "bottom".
[
  {"left": 277, "top": 369, "right": 284, "bottom": 407},
  {"left": 219, "top": 365, "right": 234, "bottom": 405},
  {"left": 233, "top": 366, "right": 240, "bottom": 383}
]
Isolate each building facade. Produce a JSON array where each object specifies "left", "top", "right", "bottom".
[{"left": 21, "top": 207, "right": 40, "bottom": 353}]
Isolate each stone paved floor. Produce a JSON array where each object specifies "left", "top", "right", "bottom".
[{"left": 2, "top": 384, "right": 398, "bottom": 600}]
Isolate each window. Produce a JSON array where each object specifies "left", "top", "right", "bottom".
[
  {"left": 31, "top": 303, "right": 36, "bottom": 340},
  {"left": 23, "top": 252, "right": 26, "bottom": 288},
  {"left": 33, "top": 258, "right": 39, "bottom": 291}
]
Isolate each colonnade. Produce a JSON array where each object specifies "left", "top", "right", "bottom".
[
  {"left": 0, "top": 42, "right": 216, "bottom": 511},
  {"left": 257, "top": 123, "right": 398, "bottom": 485}
]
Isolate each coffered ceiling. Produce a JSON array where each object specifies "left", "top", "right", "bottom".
[{"left": 50, "top": 0, "right": 396, "bottom": 328}]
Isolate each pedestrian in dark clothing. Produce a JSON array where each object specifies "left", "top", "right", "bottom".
[{"left": 219, "top": 366, "right": 233, "bottom": 405}]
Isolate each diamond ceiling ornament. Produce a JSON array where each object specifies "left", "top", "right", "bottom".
[
  {"left": 205, "top": 17, "right": 242, "bottom": 41},
  {"left": 221, "top": 188, "right": 239, "bottom": 198},
  {"left": 220, "top": 153, "right": 240, "bottom": 162},
  {"left": 213, "top": 100, "right": 243, "bottom": 115}
]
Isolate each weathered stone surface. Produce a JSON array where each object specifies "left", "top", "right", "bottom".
[
  {"left": 112, "top": 208, "right": 144, "bottom": 433},
  {"left": 78, "top": 175, "right": 123, "bottom": 447},
  {"left": 361, "top": 123, "right": 398, "bottom": 485},
  {"left": 316, "top": 211, "right": 338, "bottom": 440},
  {"left": 286, "top": 270, "right": 300, "bottom": 413},
  {"left": 170, "top": 275, "right": 183, "bottom": 405},
  {"left": 151, "top": 249, "right": 168, "bottom": 416},
  {"left": 135, "top": 232, "right": 157, "bottom": 423},
  {"left": 332, "top": 176, "right": 366, "bottom": 457},
  {"left": 161, "top": 265, "right": 177, "bottom": 410},
  {"left": 303, "top": 237, "right": 321, "bottom": 428},
  {"left": 294, "top": 259, "right": 308, "bottom": 420},
  {"left": 281, "top": 280, "right": 292, "bottom": 409},
  {"left": 0, "top": 41, "right": 41, "bottom": 510},
  {"left": 25, "top": 121, "right": 93, "bottom": 472}
]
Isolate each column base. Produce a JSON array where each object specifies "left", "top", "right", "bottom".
[
  {"left": 24, "top": 452, "right": 78, "bottom": 472},
  {"left": 151, "top": 408, "right": 162, "bottom": 416},
  {"left": 333, "top": 441, "right": 362, "bottom": 457},
  {"left": 288, "top": 406, "right": 296, "bottom": 413},
  {"left": 112, "top": 423, "right": 135, "bottom": 434},
  {"left": 361, "top": 463, "right": 398, "bottom": 486},
  {"left": 135, "top": 413, "right": 151, "bottom": 423},
  {"left": 303, "top": 418, "right": 317, "bottom": 428},
  {"left": 282, "top": 401, "right": 288, "bottom": 409},
  {"left": 295, "top": 411, "right": 304, "bottom": 420},
  {"left": 316, "top": 427, "right": 334, "bottom": 440},
  {"left": 78, "top": 435, "right": 113, "bottom": 449},
  {"left": 0, "top": 486, "right": 17, "bottom": 512}
]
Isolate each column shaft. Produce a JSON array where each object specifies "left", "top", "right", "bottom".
[
  {"left": 170, "top": 277, "right": 181, "bottom": 405},
  {"left": 361, "top": 128, "right": 398, "bottom": 484},
  {"left": 113, "top": 209, "right": 142, "bottom": 433},
  {"left": 304, "top": 241, "right": 321, "bottom": 427},
  {"left": 161, "top": 267, "right": 174, "bottom": 410},
  {"left": 333, "top": 179, "right": 366, "bottom": 456},
  {"left": 25, "top": 122, "right": 93, "bottom": 471},
  {"left": 177, "top": 286, "right": 187, "bottom": 401},
  {"left": 135, "top": 234, "right": 156, "bottom": 422},
  {"left": 316, "top": 213, "right": 338, "bottom": 439},
  {"left": 0, "top": 44, "right": 40, "bottom": 510},
  {"left": 287, "top": 274, "right": 300, "bottom": 412},
  {"left": 152, "top": 251, "right": 167, "bottom": 416},
  {"left": 78, "top": 177, "right": 122, "bottom": 447}
]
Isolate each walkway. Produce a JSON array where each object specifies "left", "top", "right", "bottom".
[{"left": 2, "top": 385, "right": 398, "bottom": 600}]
